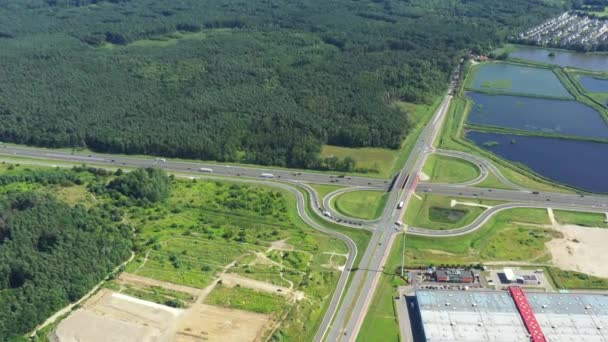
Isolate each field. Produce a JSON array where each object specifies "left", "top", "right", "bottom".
[
  {"left": 320, "top": 145, "right": 399, "bottom": 178},
  {"left": 0, "top": 161, "right": 356, "bottom": 341},
  {"left": 422, "top": 154, "right": 480, "bottom": 184},
  {"left": 308, "top": 183, "right": 345, "bottom": 200},
  {"left": 548, "top": 268, "right": 608, "bottom": 290},
  {"left": 404, "top": 208, "right": 555, "bottom": 266},
  {"left": 332, "top": 190, "right": 388, "bottom": 220},
  {"left": 205, "top": 285, "right": 288, "bottom": 315},
  {"left": 404, "top": 194, "right": 504, "bottom": 230},
  {"left": 553, "top": 210, "right": 608, "bottom": 228}
]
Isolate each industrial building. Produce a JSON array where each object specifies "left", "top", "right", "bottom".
[
  {"left": 413, "top": 288, "right": 608, "bottom": 342},
  {"left": 434, "top": 269, "right": 476, "bottom": 283}
]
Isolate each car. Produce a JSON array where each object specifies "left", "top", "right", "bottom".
[{"left": 532, "top": 191, "right": 540, "bottom": 195}]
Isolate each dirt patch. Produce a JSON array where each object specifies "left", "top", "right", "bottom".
[
  {"left": 547, "top": 224, "right": 608, "bottom": 278},
  {"left": 51, "top": 289, "right": 182, "bottom": 342},
  {"left": 423, "top": 249, "right": 456, "bottom": 256},
  {"left": 221, "top": 273, "right": 304, "bottom": 301},
  {"left": 174, "top": 304, "right": 271, "bottom": 342},
  {"left": 118, "top": 272, "right": 201, "bottom": 296},
  {"left": 269, "top": 238, "right": 294, "bottom": 251}
]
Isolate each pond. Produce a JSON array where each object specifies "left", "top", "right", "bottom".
[
  {"left": 509, "top": 46, "right": 608, "bottom": 72},
  {"left": 466, "top": 92, "right": 608, "bottom": 139},
  {"left": 579, "top": 76, "right": 608, "bottom": 93},
  {"left": 469, "top": 63, "right": 572, "bottom": 98},
  {"left": 467, "top": 131, "right": 608, "bottom": 193}
]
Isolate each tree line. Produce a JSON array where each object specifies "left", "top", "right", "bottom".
[{"left": 0, "top": 0, "right": 572, "bottom": 169}]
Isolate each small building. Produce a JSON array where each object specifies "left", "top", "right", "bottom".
[
  {"left": 434, "top": 269, "right": 475, "bottom": 283},
  {"left": 517, "top": 274, "right": 539, "bottom": 286},
  {"left": 503, "top": 268, "right": 516, "bottom": 283}
]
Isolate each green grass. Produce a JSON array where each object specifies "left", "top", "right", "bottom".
[
  {"left": 404, "top": 194, "right": 504, "bottom": 230},
  {"left": 205, "top": 284, "right": 288, "bottom": 315},
  {"left": 332, "top": 190, "right": 388, "bottom": 220},
  {"left": 391, "top": 98, "right": 443, "bottom": 176},
  {"left": 308, "top": 183, "right": 345, "bottom": 200},
  {"left": 404, "top": 208, "right": 553, "bottom": 266},
  {"left": 548, "top": 268, "right": 608, "bottom": 290},
  {"left": 422, "top": 154, "right": 480, "bottom": 184},
  {"left": 473, "top": 172, "right": 514, "bottom": 190},
  {"left": 553, "top": 210, "right": 608, "bottom": 228},
  {"left": 480, "top": 79, "right": 512, "bottom": 90},
  {"left": 357, "top": 234, "right": 406, "bottom": 342},
  {"left": 320, "top": 145, "right": 398, "bottom": 178}
]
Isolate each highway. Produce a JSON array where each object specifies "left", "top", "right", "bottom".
[
  {"left": 321, "top": 87, "right": 455, "bottom": 341},
  {"left": 0, "top": 144, "right": 391, "bottom": 189},
  {"left": 2, "top": 64, "right": 607, "bottom": 341},
  {"left": 417, "top": 183, "right": 608, "bottom": 209}
]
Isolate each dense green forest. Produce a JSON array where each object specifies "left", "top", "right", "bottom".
[
  {"left": 0, "top": 191, "right": 132, "bottom": 340},
  {"left": 0, "top": 0, "right": 571, "bottom": 168}
]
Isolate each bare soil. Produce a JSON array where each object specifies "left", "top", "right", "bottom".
[
  {"left": 118, "top": 272, "right": 201, "bottom": 296},
  {"left": 547, "top": 208, "right": 608, "bottom": 278},
  {"left": 51, "top": 289, "right": 182, "bottom": 342},
  {"left": 174, "top": 304, "right": 271, "bottom": 342}
]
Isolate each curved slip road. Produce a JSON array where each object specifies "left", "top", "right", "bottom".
[
  {"left": 322, "top": 187, "right": 384, "bottom": 226},
  {"left": 407, "top": 202, "right": 608, "bottom": 237},
  {"left": 426, "top": 150, "right": 489, "bottom": 187},
  {"left": 434, "top": 149, "right": 528, "bottom": 191}
]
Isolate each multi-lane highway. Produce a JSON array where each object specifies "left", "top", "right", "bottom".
[
  {"left": 2, "top": 63, "right": 607, "bottom": 342},
  {"left": 321, "top": 88, "right": 455, "bottom": 341},
  {"left": 0, "top": 144, "right": 390, "bottom": 189}
]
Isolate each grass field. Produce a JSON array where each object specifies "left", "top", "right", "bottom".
[
  {"left": 308, "top": 183, "right": 345, "bottom": 200},
  {"left": 205, "top": 285, "right": 288, "bottom": 315},
  {"left": 553, "top": 210, "right": 608, "bottom": 228},
  {"left": 548, "top": 268, "right": 608, "bottom": 290},
  {"left": 115, "top": 177, "right": 355, "bottom": 340},
  {"left": 422, "top": 154, "right": 480, "bottom": 184},
  {"left": 404, "top": 194, "right": 504, "bottom": 230},
  {"left": 357, "top": 234, "right": 406, "bottom": 342},
  {"left": 473, "top": 172, "right": 514, "bottom": 190},
  {"left": 391, "top": 99, "right": 443, "bottom": 176},
  {"left": 404, "top": 208, "right": 555, "bottom": 266},
  {"left": 332, "top": 190, "right": 388, "bottom": 220},
  {"left": 320, "top": 145, "right": 398, "bottom": 178}
]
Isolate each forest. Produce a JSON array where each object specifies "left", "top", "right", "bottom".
[
  {"left": 0, "top": 0, "right": 572, "bottom": 169},
  {"left": 0, "top": 191, "right": 132, "bottom": 340}
]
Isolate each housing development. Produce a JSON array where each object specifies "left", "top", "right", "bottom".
[{"left": 516, "top": 12, "right": 608, "bottom": 50}]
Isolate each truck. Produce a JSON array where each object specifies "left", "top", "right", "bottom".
[
  {"left": 260, "top": 173, "right": 275, "bottom": 178},
  {"left": 397, "top": 201, "right": 404, "bottom": 209},
  {"left": 198, "top": 167, "right": 213, "bottom": 173}
]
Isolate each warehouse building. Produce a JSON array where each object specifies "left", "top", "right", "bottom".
[{"left": 413, "top": 289, "right": 608, "bottom": 341}]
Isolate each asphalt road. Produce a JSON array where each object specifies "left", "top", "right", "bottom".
[
  {"left": 0, "top": 144, "right": 391, "bottom": 189},
  {"left": 322, "top": 89, "right": 455, "bottom": 341},
  {"left": 407, "top": 202, "right": 608, "bottom": 237},
  {"left": 417, "top": 183, "right": 608, "bottom": 209}
]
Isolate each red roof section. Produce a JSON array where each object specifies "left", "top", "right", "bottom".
[{"left": 509, "top": 286, "right": 548, "bottom": 342}]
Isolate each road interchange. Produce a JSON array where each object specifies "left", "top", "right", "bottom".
[{"left": 1, "top": 74, "right": 607, "bottom": 341}]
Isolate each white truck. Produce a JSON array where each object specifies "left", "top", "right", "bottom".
[
  {"left": 260, "top": 173, "right": 275, "bottom": 178},
  {"left": 198, "top": 167, "right": 213, "bottom": 173}
]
